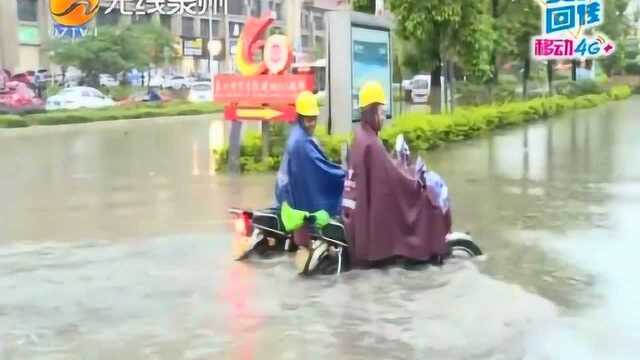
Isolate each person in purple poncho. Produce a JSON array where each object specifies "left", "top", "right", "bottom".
[{"left": 341, "top": 81, "right": 452, "bottom": 269}]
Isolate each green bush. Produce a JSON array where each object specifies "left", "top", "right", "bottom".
[
  {"left": 624, "top": 61, "right": 640, "bottom": 75},
  {"left": 214, "top": 87, "right": 631, "bottom": 172},
  {"left": 608, "top": 85, "right": 632, "bottom": 100},
  {"left": 18, "top": 101, "right": 222, "bottom": 126},
  {"left": 0, "top": 115, "right": 29, "bottom": 128},
  {"left": 106, "top": 85, "right": 135, "bottom": 101},
  {"left": 554, "top": 79, "right": 605, "bottom": 98},
  {"left": 455, "top": 81, "right": 519, "bottom": 106},
  {"left": 214, "top": 124, "right": 350, "bottom": 172},
  {"left": 45, "top": 83, "right": 62, "bottom": 98}
]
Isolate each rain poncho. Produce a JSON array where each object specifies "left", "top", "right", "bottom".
[
  {"left": 342, "top": 120, "right": 451, "bottom": 267},
  {"left": 275, "top": 122, "right": 346, "bottom": 217}
]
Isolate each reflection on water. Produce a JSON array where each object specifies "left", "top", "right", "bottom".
[{"left": 0, "top": 98, "right": 639, "bottom": 358}]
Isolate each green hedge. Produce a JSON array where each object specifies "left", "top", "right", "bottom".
[
  {"left": 0, "top": 115, "right": 29, "bottom": 128},
  {"left": 213, "top": 124, "right": 350, "bottom": 173},
  {"left": 625, "top": 61, "right": 640, "bottom": 75},
  {"left": 553, "top": 79, "right": 606, "bottom": 98},
  {"left": 215, "top": 85, "right": 632, "bottom": 172},
  {"left": 0, "top": 101, "right": 222, "bottom": 127}
]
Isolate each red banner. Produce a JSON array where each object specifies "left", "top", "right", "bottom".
[{"left": 214, "top": 74, "right": 314, "bottom": 106}]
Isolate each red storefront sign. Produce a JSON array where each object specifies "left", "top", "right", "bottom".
[
  {"left": 214, "top": 12, "right": 316, "bottom": 121},
  {"left": 214, "top": 73, "right": 314, "bottom": 106}
]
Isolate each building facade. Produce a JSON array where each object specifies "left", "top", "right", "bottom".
[
  {"left": 0, "top": 0, "right": 53, "bottom": 73},
  {"left": 0, "top": 0, "right": 347, "bottom": 76}
]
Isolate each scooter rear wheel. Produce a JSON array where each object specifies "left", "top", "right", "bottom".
[{"left": 446, "top": 239, "right": 482, "bottom": 258}]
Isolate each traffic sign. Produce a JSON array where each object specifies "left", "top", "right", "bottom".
[{"left": 224, "top": 104, "right": 297, "bottom": 121}]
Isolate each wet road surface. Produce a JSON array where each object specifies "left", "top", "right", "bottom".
[{"left": 0, "top": 98, "right": 638, "bottom": 359}]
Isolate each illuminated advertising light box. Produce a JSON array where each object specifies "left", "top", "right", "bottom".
[
  {"left": 351, "top": 25, "right": 392, "bottom": 122},
  {"left": 327, "top": 11, "right": 392, "bottom": 135}
]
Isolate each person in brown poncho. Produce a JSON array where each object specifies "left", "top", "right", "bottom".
[{"left": 341, "top": 81, "right": 452, "bottom": 269}]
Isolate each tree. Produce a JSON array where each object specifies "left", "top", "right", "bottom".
[
  {"left": 351, "top": 0, "right": 376, "bottom": 13},
  {"left": 127, "top": 23, "right": 178, "bottom": 89},
  {"left": 390, "top": 0, "right": 494, "bottom": 113},
  {"left": 50, "top": 27, "right": 138, "bottom": 87},
  {"left": 600, "top": 0, "right": 631, "bottom": 76},
  {"left": 49, "top": 24, "right": 177, "bottom": 88},
  {"left": 498, "top": 0, "right": 540, "bottom": 97}
]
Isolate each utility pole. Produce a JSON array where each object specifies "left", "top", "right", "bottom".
[
  {"left": 226, "top": 0, "right": 243, "bottom": 174},
  {"left": 208, "top": 1, "right": 214, "bottom": 77}
]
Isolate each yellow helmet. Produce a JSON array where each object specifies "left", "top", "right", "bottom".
[
  {"left": 295, "top": 91, "right": 320, "bottom": 117},
  {"left": 359, "top": 81, "right": 386, "bottom": 108}
]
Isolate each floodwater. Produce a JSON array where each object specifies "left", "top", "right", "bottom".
[{"left": 0, "top": 98, "right": 638, "bottom": 359}]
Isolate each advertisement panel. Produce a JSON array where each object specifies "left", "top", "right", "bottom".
[
  {"left": 351, "top": 25, "right": 392, "bottom": 121},
  {"left": 182, "top": 37, "right": 205, "bottom": 57}
]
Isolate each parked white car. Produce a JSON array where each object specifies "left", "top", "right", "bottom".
[
  {"left": 187, "top": 81, "right": 213, "bottom": 102},
  {"left": 99, "top": 74, "right": 119, "bottom": 87},
  {"left": 163, "top": 75, "right": 191, "bottom": 90},
  {"left": 46, "top": 86, "right": 114, "bottom": 111}
]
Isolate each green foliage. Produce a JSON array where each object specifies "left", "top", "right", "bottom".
[
  {"left": 599, "top": 0, "right": 632, "bottom": 75},
  {"left": 608, "top": 84, "right": 632, "bottom": 100},
  {"left": 132, "top": 23, "right": 178, "bottom": 67},
  {"left": 214, "top": 124, "right": 350, "bottom": 173},
  {"left": 213, "top": 86, "right": 632, "bottom": 172},
  {"left": 497, "top": 0, "right": 539, "bottom": 62},
  {"left": 390, "top": 0, "right": 494, "bottom": 82},
  {"left": 380, "top": 88, "right": 629, "bottom": 153},
  {"left": 351, "top": 0, "right": 375, "bottom": 13},
  {"left": 624, "top": 61, "right": 640, "bottom": 75},
  {"left": 45, "top": 83, "right": 62, "bottom": 98},
  {"left": 1, "top": 101, "right": 221, "bottom": 127},
  {"left": 0, "top": 115, "right": 29, "bottom": 128},
  {"left": 456, "top": 81, "right": 519, "bottom": 106},
  {"left": 49, "top": 24, "right": 177, "bottom": 87},
  {"left": 553, "top": 79, "right": 606, "bottom": 98},
  {"left": 101, "top": 85, "right": 134, "bottom": 101},
  {"left": 50, "top": 27, "right": 135, "bottom": 87}
]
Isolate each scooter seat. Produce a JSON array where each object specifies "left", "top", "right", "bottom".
[{"left": 252, "top": 208, "right": 285, "bottom": 234}]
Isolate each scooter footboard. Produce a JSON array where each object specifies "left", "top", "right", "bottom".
[{"left": 317, "top": 221, "right": 349, "bottom": 247}]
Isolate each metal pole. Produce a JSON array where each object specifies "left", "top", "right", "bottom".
[{"left": 208, "top": 0, "right": 214, "bottom": 77}]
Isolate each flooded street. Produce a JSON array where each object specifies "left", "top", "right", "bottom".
[{"left": 0, "top": 98, "right": 639, "bottom": 359}]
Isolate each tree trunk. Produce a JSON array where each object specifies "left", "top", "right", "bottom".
[
  {"left": 228, "top": 120, "right": 243, "bottom": 174},
  {"left": 491, "top": 0, "right": 499, "bottom": 85},
  {"left": 546, "top": 60, "right": 554, "bottom": 95},
  {"left": 571, "top": 60, "right": 577, "bottom": 81},
  {"left": 442, "top": 58, "right": 449, "bottom": 113},
  {"left": 430, "top": 63, "right": 442, "bottom": 114},
  {"left": 448, "top": 60, "right": 456, "bottom": 111},
  {"left": 522, "top": 58, "right": 530, "bottom": 99},
  {"left": 261, "top": 121, "right": 271, "bottom": 161}
]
